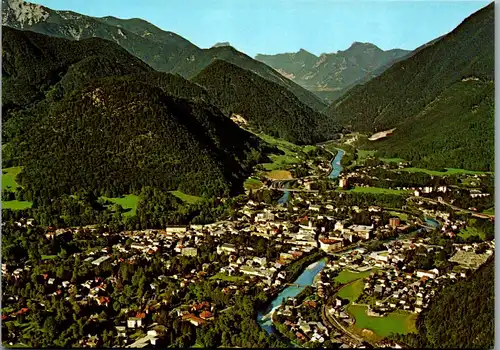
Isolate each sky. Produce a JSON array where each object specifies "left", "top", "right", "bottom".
[{"left": 32, "top": 0, "right": 490, "bottom": 57}]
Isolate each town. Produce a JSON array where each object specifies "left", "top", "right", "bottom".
[{"left": 2, "top": 145, "right": 495, "bottom": 348}]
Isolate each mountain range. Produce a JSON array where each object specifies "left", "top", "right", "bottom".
[
  {"left": 256, "top": 43, "right": 410, "bottom": 102},
  {"left": 2, "top": 26, "right": 272, "bottom": 199},
  {"left": 328, "top": 2, "right": 494, "bottom": 171},
  {"left": 2, "top": 0, "right": 326, "bottom": 111}
]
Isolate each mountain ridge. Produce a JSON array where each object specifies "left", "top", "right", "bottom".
[
  {"left": 255, "top": 42, "right": 410, "bottom": 102},
  {"left": 2, "top": 26, "right": 268, "bottom": 199},
  {"left": 2, "top": 0, "right": 326, "bottom": 111},
  {"left": 328, "top": 2, "right": 494, "bottom": 171}
]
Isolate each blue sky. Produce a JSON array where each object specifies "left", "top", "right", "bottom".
[{"left": 33, "top": 0, "right": 490, "bottom": 57}]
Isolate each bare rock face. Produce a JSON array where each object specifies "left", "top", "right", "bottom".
[{"left": 2, "top": 0, "right": 49, "bottom": 27}]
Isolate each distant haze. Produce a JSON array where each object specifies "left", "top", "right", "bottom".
[{"left": 32, "top": 0, "right": 490, "bottom": 56}]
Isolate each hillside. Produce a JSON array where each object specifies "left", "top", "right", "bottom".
[
  {"left": 328, "top": 3, "right": 494, "bottom": 171},
  {"left": 2, "top": 27, "right": 268, "bottom": 199},
  {"left": 193, "top": 60, "right": 340, "bottom": 145},
  {"left": 394, "top": 258, "right": 494, "bottom": 348},
  {"left": 256, "top": 43, "right": 409, "bottom": 102},
  {"left": 2, "top": 0, "right": 326, "bottom": 112},
  {"left": 2, "top": 25, "right": 151, "bottom": 116}
]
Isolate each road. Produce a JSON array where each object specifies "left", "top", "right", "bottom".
[{"left": 321, "top": 282, "right": 365, "bottom": 346}]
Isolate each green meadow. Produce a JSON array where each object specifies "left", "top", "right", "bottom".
[
  {"left": 101, "top": 194, "right": 139, "bottom": 217},
  {"left": 347, "top": 305, "right": 417, "bottom": 337},
  {"left": 170, "top": 190, "right": 204, "bottom": 204}
]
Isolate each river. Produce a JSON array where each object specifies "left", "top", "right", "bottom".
[
  {"left": 257, "top": 258, "right": 327, "bottom": 337},
  {"left": 424, "top": 217, "right": 441, "bottom": 228},
  {"left": 328, "top": 149, "right": 345, "bottom": 179},
  {"left": 277, "top": 148, "right": 345, "bottom": 205},
  {"left": 263, "top": 148, "right": 344, "bottom": 338}
]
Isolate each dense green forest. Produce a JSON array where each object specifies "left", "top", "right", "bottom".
[
  {"left": 392, "top": 257, "right": 494, "bottom": 348},
  {"left": 9, "top": 77, "right": 266, "bottom": 198},
  {"left": 328, "top": 3, "right": 494, "bottom": 171},
  {"left": 369, "top": 80, "right": 494, "bottom": 171},
  {"left": 193, "top": 60, "right": 340, "bottom": 144},
  {"left": 2, "top": 26, "right": 277, "bottom": 204},
  {"left": 2, "top": 26, "right": 151, "bottom": 116}
]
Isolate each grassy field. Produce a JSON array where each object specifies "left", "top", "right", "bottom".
[
  {"left": 2, "top": 200, "right": 33, "bottom": 210},
  {"left": 303, "top": 145, "right": 317, "bottom": 153},
  {"left": 357, "top": 150, "right": 376, "bottom": 161},
  {"left": 102, "top": 194, "right": 139, "bottom": 217},
  {"left": 388, "top": 211, "right": 409, "bottom": 221},
  {"left": 483, "top": 207, "right": 495, "bottom": 215},
  {"left": 170, "top": 190, "right": 204, "bottom": 204},
  {"left": 262, "top": 154, "right": 300, "bottom": 170},
  {"left": 458, "top": 225, "right": 485, "bottom": 240},
  {"left": 337, "top": 279, "right": 365, "bottom": 302},
  {"left": 346, "top": 187, "right": 410, "bottom": 195},
  {"left": 400, "top": 167, "right": 488, "bottom": 176},
  {"left": 335, "top": 269, "right": 375, "bottom": 284},
  {"left": 209, "top": 272, "right": 244, "bottom": 282},
  {"left": 244, "top": 177, "right": 264, "bottom": 190},
  {"left": 266, "top": 170, "right": 293, "bottom": 180},
  {"left": 2, "top": 167, "right": 23, "bottom": 191},
  {"left": 347, "top": 304, "right": 417, "bottom": 338},
  {"left": 380, "top": 157, "right": 405, "bottom": 163},
  {"left": 41, "top": 255, "right": 58, "bottom": 260}
]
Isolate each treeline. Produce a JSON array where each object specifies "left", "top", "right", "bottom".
[
  {"left": 1, "top": 190, "right": 248, "bottom": 231},
  {"left": 391, "top": 257, "right": 494, "bottom": 348}
]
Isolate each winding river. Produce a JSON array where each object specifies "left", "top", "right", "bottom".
[
  {"left": 259, "top": 148, "right": 346, "bottom": 338},
  {"left": 277, "top": 147, "right": 345, "bottom": 205},
  {"left": 257, "top": 259, "right": 327, "bottom": 337},
  {"left": 328, "top": 149, "right": 345, "bottom": 179}
]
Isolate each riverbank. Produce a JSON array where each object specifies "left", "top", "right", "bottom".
[{"left": 257, "top": 253, "right": 327, "bottom": 336}]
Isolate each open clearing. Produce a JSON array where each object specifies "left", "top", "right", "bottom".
[
  {"left": 244, "top": 178, "right": 264, "bottom": 190},
  {"left": 357, "top": 150, "right": 376, "bottom": 161},
  {"left": 266, "top": 170, "right": 293, "bottom": 180},
  {"left": 170, "top": 190, "right": 204, "bottom": 204},
  {"left": 389, "top": 211, "right": 409, "bottom": 221},
  {"left": 400, "top": 167, "right": 488, "bottom": 176},
  {"left": 346, "top": 187, "right": 410, "bottom": 195},
  {"left": 2, "top": 167, "right": 23, "bottom": 191},
  {"left": 102, "top": 194, "right": 139, "bottom": 217},
  {"left": 2, "top": 200, "right": 33, "bottom": 210},
  {"left": 262, "top": 154, "right": 300, "bottom": 170},
  {"left": 483, "top": 207, "right": 495, "bottom": 215},
  {"left": 380, "top": 157, "right": 405, "bottom": 163},
  {"left": 337, "top": 279, "right": 365, "bottom": 302},
  {"left": 347, "top": 305, "right": 417, "bottom": 338},
  {"left": 335, "top": 269, "right": 375, "bottom": 284},
  {"left": 209, "top": 272, "right": 244, "bottom": 282}
]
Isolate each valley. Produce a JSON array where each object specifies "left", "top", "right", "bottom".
[{"left": 0, "top": 1, "right": 495, "bottom": 349}]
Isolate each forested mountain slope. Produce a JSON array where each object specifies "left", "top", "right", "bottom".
[
  {"left": 394, "top": 258, "right": 494, "bottom": 348},
  {"left": 2, "top": 25, "right": 151, "bottom": 115},
  {"left": 2, "top": 27, "right": 268, "bottom": 199},
  {"left": 328, "top": 3, "right": 494, "bottom": 171},
  {"left": 2, "top": 0, "right": 326, "bottom": 111},
  {"left": 193, "top": 60, "right": 341, "bottom": 145}
]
